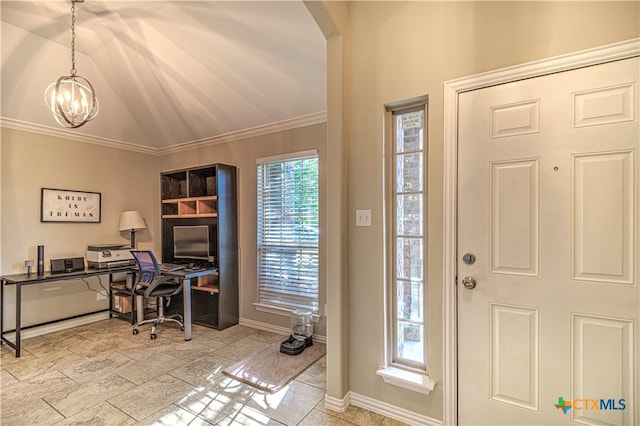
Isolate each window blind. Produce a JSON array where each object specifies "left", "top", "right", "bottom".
[{"left": 257, "top": 154, "right": 319, "bottom": 311}]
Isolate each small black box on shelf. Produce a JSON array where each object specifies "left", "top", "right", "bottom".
[{"left": 50, "top": 257, "right": 85, "bottom": 273}]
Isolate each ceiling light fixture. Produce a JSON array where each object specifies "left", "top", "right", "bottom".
[{"left": 44, "top": 0, "right": 98, "bottom": 128}]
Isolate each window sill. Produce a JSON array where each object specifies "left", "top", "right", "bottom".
[
  {"left": 253, "top": 302, "right": 321, "bottom": 322},
  {"left": 376, "top": 366, "right": 436, "bottom": 396}
]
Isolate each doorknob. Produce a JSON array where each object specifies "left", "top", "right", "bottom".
[{"left": 461, "top": 276, "right": 477, "bottom": 289}]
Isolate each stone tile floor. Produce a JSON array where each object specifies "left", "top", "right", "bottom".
[{"left": 1, "top": 319, "right": 407, "bottom": 425}]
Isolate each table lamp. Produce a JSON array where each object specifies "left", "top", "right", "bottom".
[{"left": 119, "top": 210, "right": 146, "bottom": 248}]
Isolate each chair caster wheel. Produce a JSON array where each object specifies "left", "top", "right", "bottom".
[
  {"left": 150, "top": 334, "right": 157, "bottom": 340},
  {"left": 132, "top": 329, "right": 138, "bottom": 335}
]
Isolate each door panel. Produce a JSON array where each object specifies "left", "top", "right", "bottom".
[
  {"left": 573, "top": 151, "right": 634, "bottom": 284},
  {"left": 458, "top": 57, "right": 638, "bottom": 425},
  {"left": 490, "top": 303, "right": 539, "bottom": 411},
  {"left": 490, "top": 159, "right": 539, "bottom": 276},
  {"left": 572, "top": 314, "right": 633, "bottom": 426}
]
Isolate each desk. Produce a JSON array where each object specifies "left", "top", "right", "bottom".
[
  {"left": 1, "top": 267, "right": 132, "bottom": 357},
  {"left": 1, "top": 266, "right": 218, "bottom": 356},
  {"left": 161, "top": 267, "right": 218, "bottom": 341}
]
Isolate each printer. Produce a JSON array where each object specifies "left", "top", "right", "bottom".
[{"left": 87, "top": 244, "right": 135, "bottom": 269}]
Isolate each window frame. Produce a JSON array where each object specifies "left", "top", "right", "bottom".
[
  {"left": 390, "top": 103, "right": 428, "bottom": 372},
  {"left": 255, "top": 149, "right": 320, "bottom": 316},
  {"left": 377, "top": 97, "right": 435, "bottom": 395}
]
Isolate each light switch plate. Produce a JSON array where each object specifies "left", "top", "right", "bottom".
[{"left": 356, "top": 209, "right": 372, "bottom": 227}]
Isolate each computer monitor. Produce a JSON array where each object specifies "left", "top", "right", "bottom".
[{"left": 173, "top": 225, "right": 209, "bottom": 261}]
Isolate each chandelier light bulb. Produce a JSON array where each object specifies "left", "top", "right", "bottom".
[{"left": 45, "top": 76, "right": 99, "bottom": 128}]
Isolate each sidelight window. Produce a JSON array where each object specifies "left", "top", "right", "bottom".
[
  {"left": 387, "top": 101, "right": 428, "bottom": 372},
  {"left": 378, "top": 98, "right": 435, "bottom": 394}
]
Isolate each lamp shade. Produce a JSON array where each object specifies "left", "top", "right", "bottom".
[{"left": 118, "top": 211, "right": 146, "bottom": 231}]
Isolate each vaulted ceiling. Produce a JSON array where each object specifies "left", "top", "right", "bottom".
[{"left": 1, "top": 1, "right": 327, "bottom": 153}]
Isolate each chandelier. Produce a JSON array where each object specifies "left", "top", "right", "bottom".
[{"left": 45, "top": 0, "right": 98, "bottom": 128}]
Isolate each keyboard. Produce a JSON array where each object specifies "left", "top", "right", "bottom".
[{"left": 160, "top": 263, "right": 185, "bottom": 272}]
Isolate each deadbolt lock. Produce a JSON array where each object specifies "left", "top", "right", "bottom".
[{"left": 463, "top": 253, "right": 476, "bottom": 265}]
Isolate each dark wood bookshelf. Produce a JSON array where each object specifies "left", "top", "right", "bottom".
[{"left": 160, "top": 164, "right": 238, "bottom": 330}]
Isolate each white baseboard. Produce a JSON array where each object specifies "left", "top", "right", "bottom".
[
  {"left": 324, "top": 393, "right": 351, "bottom": 412},
  {"left": 239, "top": 317, "right": 290, "bottom": 336},
  {"left": 324, "top": 391, "right": 442, "bottom": 426},
  {"left": 2, "top": 312, "right": 110, "bottom": 341},
  {"left": 239, "top": 316, "right": 327, "bottom": 344},
  {"left": 351, "top": 392, "right": 442, "bottom": 426}
]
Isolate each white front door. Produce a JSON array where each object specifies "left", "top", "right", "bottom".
[{"left": 457, "top": 57, "right": 639, "bottom": 425}]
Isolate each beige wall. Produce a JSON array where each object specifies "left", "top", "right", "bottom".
[
  {"left": 159, "top": 123, "right": 328, "bottom": 336},
  {"left": 1, "top": 128, "right": 159, "bottom": 328},
  {"left": 1, "top": 124, "right": 327, "bottom": 334},
  {"left": 337, "top": 0, "right": 639, "bottom": 420}
]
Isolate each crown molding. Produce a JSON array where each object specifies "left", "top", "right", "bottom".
[
  {"left": 157, "top": 111, "right": 328, "bottom": 155},
  {"left": 0, "top": 117, "right": 158, "bottom": 155},
  {"left": 1, "top": 111, "right": 327, "bottom": 156}
]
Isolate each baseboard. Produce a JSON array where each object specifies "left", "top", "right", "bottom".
[
  {"left": 239, "top": 317, "right": 289, "bottom": 336},
  {"left": 324, "top": 391, "right": 442, "bottom": 426},
  {"left": 324, "top": 393, "right": 351, "bottom": 412},
  {"left": 239, "top": 316, "right": 327, "bottom": 344},
  {"left": 2, "top": 312, "right": 110, "bottom": 341},
  {"left": 350, "top": 392, "right": 442, "bottom": 426}
]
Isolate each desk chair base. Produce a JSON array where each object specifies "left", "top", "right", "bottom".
[{"left": 133, "top": 295, "right": 184, "bottom": 340}]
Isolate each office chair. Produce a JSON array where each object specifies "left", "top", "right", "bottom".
[{"left": 130, "top": 250, "right": 184, "bottom": 339}]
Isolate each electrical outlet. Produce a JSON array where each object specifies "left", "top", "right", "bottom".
[
  {"left": 355, "top": 209, "right": 372, "bottom": 227},
  {"left": 96, "top": 291, "right": 107, "bottom": 301}
]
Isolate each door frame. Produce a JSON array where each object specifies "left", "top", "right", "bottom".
[{"left": 442, "top": 38, "right": 640, "bottom": 425}]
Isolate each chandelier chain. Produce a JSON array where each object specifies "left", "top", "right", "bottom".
[{"left": 70, "top": 1, "right": 76, "bottom": 76}]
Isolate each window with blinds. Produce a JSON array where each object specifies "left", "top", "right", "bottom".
[{"left": 257, "top": 151, "right": 319, "bottom": 312}]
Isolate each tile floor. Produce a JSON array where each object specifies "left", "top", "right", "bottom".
[{"left": 1, "top": 319, "right": 406, "bottom": 425}]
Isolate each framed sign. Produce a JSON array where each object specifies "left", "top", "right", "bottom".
[{"left": 41, "top": 188, "right": 101, "bottom": 223}]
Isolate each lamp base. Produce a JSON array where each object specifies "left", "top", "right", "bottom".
[{"left": 129, "top": 230, "right": 136, "bottom": 249}]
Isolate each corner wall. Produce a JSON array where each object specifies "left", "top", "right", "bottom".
[{"left": 0, "top": 128, "right": 159, "bottom": 328}]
